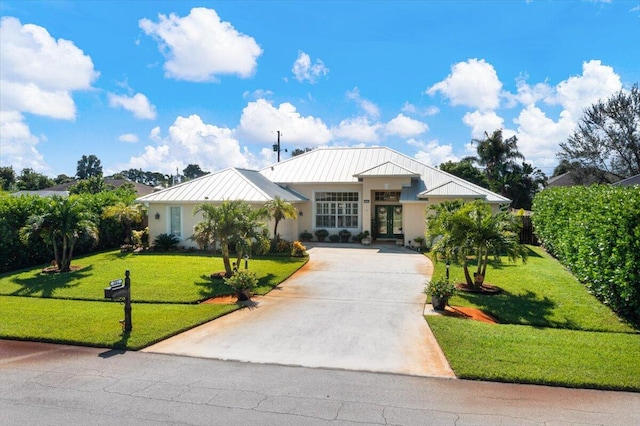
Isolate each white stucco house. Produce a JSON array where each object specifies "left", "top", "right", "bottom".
[{"left": 136, "top": 147, "right": 510, "bottom": 247}]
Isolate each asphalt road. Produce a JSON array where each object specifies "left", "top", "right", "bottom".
[{"left": 2, "top": 340, "right": 639, "bottom": 426}]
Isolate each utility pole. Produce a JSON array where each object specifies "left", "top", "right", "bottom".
[{"left": 272, "top": 130, "right": 287, "bottom": 162}]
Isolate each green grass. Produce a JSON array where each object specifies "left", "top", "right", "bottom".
[
  {"left": 425, "top": 245, "right": 640, "bottom": 391},
  {"left": 0, "top": 250, "right": 307, "bottom": 350},
  {"left": 0, "top": 296, "right": 239, "bottom": 350},
  {"left": 0, "top": 250, "right": 308, "bottom": 303}
]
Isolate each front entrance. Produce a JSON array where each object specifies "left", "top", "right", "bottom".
[{"left": 375, "top": 205, "right": 403, "bottom": 239}]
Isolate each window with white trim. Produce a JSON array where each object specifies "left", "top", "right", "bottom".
[
  {"left": 315, "top": 192, "right": 359, "bottom": 228},
  {"left": 169, "top": 206, "right": 182, "bottom": 238}
]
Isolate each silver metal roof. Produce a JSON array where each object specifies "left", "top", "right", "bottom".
[
  {"left": 418, "top": 181, "right": 485, "bottom": 198},
  {"left": 260, "top": 147, "right": 510, "bottom": 203},
  {"left": 354, "top": 161, "right": 420, "bottom": 178},
  {"left": 136, "top": 168, "right": 307, "bottom": 204}
]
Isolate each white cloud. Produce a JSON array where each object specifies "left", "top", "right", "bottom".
[
  {"left": 120, "top": 114, "right": 248, "bottom": 174},
  {"left": 346, "top": 87, "right": 380, "bottom": 119},
  {"left": 0, "top": 16, "right": 98, "bottom": 172},
  {"left": 408, "top": 138, "right": 458, "bottom": 167},
  {"left": 332, "top": 117, "right": 381, "bottom": 143},
  {"left": 139, "top": 7, "right": 262, "bottom": 82},
  {"left": 237, "top": 99, "right": 332, "bottom": 145},
  {"left": 292, "top": 51, "right": 329, "bottom": 83},
  {"left": 385, "top": 114, "right": 429, "bottom": 138},
  {"left": 243, "top": 89, "right": 273, "bottom": 100},
  {"left": 149, "top": 126, "right": 161, "bottom": 142},
  {"left": 427, "top": 58, "right": 502, "bottom": 111},
  {"left": 108, "top": 93, "right": 157, "bottom": 120},
  {"left": 118, "top": 133, "right": 139, "bottom": 143},
  {"left": 462, "top": 110, "right": 505, "bottom": 139},
  {"left": 401, "top": 102, "right": 439, "bottom": 116},
  {"left": 504, "top": 75, "right": 553, "bottom": 107}
]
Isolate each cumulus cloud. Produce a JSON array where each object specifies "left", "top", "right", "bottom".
[
  {"left": 139, "top": 7, "right": 262, "bottom": 82},
  {"left": 108, "top": 93, "right": 157, "bottom": 120},
  {"left": 120, "top": 114, "right": 248, "bottom": 174},
  {"left": 332, "top": 117, "right": 381, "bottom": 143},
  {"left": 427, "top": 59, "right": 502, "bottom": 111},
  {"left": 237, "top": 99, "right": 333, "bottom": 145},
  {"left": 408, "top": 138, "right": 458, "bottom": 167},
  {"left": 118, "top": 133, "right": 139, "bottom": 143},
  {"left": 385, "top": 114, "right": 429, "bottom": 138},
  {"left": 0, "top": 16, "right": 98, "bottom": 171},
  {"left": 462, "top": 110, "right": 505, "bottom": 139},
  {"left": 346, "top": 87, "right": 380, "bottom": 119},
  {"left": 292, "top": 51, "right": 329, "bottom": 83}
]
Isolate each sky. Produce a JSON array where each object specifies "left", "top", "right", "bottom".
[{"left": 1, "top": 1, "right": 639, "bottom": 179}]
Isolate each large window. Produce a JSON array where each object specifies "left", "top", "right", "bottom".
[
  {"left": 315, "top": 192, "right": 359, "bottom": 228},
  {"left": 169, "top": 206, "right": 182, "bottom": 238}
]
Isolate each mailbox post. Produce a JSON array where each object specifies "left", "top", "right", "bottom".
[{"left": 103, "top": 270, "right": 132, "bottom": 332}]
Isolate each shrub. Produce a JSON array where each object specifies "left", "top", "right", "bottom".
[
  {"left": 252, "top": 231, "right": 271, "bottom": 256},
  {"left": 424, "top": 275, "right": 456, "bottom": 299},
  {"left": 314, "top": 229, "right": 329, "bottom": 241},
  {"left": 131, "top": 227, "right": 149, "bottom": 248},
  {"left": 328, "top": 234, "right": 340, "bottom": 243},
  {"left": 532, "top": 186, "right": 640, "bottom": 324},
  {"left": 274, "top": 239, "right": 292, "bottom": 253},
  {"left": 224, "top": 269, "right": 258, "bottom": 301},
  {"left": 299, "top": 230, "right": 313, "bottom": 242},
  {"left": 338, "top": 229, "right": 351, "bottom": 242},
  {"left": 291, "top": 241, "right": 307, "bottom": 257},
  {"left": 153, "top": 233, "right": 180, "bottom": 251}
]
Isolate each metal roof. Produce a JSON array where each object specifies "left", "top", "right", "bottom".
[
  {"left": 418, "top": 181, "right": 485, "bottom": 198},
  {"left": 136, "top": 168, "right": 307, "bottom": 204},
  {"left": 260, "top": 147, "right": 510, "bottom": 203},
  {"left": 354, "top": 161, "right": 420, "bottom": 178}
]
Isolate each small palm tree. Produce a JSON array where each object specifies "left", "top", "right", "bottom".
[
  {"left": 20, "top": 195, "right": 98, "bottom": 272},
  {"left": 264, "top": 196, "right": 297, "bottom": 242},
  {"left": 102, "top": 202, "right": 144, "bottom": 244}
]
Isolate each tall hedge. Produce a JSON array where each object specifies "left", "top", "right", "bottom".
[{"left": 532, "top": 186, "right": 640, "bottom": 324}]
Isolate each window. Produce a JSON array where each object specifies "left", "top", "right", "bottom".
[
  {"left": 374, "top": 191, "right": 401, "bottom": 201},
  {"left": 169, "top": 206, "right": 182, "bottom": 238},
  {"left": 315, "top": 192, "right": 359, "bottom": 228}
]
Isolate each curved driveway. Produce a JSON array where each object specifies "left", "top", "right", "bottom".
[{"left": 144, "top": 245, "right": 454, "bottom": 378}]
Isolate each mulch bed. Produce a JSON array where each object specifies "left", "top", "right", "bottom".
[
  {"left": 201, "top": 295, "right": 238, "bottom": 304},
  {"left": 455, "top": 282, "right": 503, "bottom": 295},
  {"left": 41, "top": 265, "right": 83, "bottom": 274},
  {"left": 440, "top": 305, "right": 500, "bottom": 324}
]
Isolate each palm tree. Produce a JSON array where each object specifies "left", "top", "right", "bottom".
[
  {"left": 102, "top": 202, "right": 144, "bottom": 244},
  {"left": 20, "top": 195, "right": 98, "bottom": 272},
  {"left": 264, "top": 196, "right": 297, "bottom": 242},
  {"left": 194, "top": 200, "right": 266, "bottom": 277},
  {"left": 427, "top": 200, "right": 527, "bottom": 289},
  {"left": 471, "top": 129, "right": 524, "bottom": 193}
]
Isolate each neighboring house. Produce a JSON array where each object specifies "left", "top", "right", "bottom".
[
  {"left": 12, "top": 190, "right": 69, "bottom": 197},
  {"left": 36, "top": 179, "right": 156, "bottom": 197},
  {"left": 611, "top": 174, "right": 640, "bottom": 187},
  {"left": 136, "top": 147, "right": 511, "bottom": 248},
  {"left": 546, "top": 171, "right": 619, "bottom": 187}
]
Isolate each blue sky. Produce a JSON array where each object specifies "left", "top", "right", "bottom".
[{"left": 1, "top": 1, "right": 638, "bottom": 178}]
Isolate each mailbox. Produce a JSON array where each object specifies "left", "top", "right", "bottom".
[
  {"left": 104, "top": 279, "right": 128, "bottom": 299},
  {"left": 103, "top": 271, "right": 132, "bottom": 332}
]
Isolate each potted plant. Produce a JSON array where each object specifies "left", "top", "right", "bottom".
[
  {"left": 299, "top": 230, "right": 313, "bottom": 242},
  {"left": 359, "top": 230, "right": 371, "bottom": 245},
  {"left": 338, "top": 229, "right": 352, "bottom": 243},
  {"left": 424, "top": 275, "right": 456, "bottom": 311},
  {"left": 413, "top": 236, "right": 425, "bottom": 252},
  {"left": 314, "top": 229, "right": 329, "bottom": 242},
  {"left": 328, "top": 234, "right": 340, "bottom": 243},
  {"left": 224, "top": 269, "right": 258, "bottom": 302}
]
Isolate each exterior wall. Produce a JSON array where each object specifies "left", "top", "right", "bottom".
[{"left": 402, "top": 202, "right": 429, "bottom": 246}]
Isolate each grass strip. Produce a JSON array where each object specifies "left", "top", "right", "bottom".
[
  {"left": 0, "top": 296, "right": 239, "bottom": 350},
  {"left": 426, "top": 316, "right": 640, "bottom": 391}
]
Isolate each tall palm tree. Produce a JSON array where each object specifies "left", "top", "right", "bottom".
[
  {"left": 264, "top": 196, "right": 297, "bottom": 242},
  {"left": 471, "top": 129, "right": 524, "bottom": 192},
  {"left": 102, "top": 202, "right": 144, "bottom": 244},
  {"left": 20, "top": 195, "right": 98, "bottom": 272}
]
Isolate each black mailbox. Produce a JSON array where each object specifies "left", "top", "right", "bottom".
[
  {"left": 104, "top": 279, "right": 128, "bottom": 299},
  {"left": 103, "top": 271, "right": 132, "bottom": 332}
]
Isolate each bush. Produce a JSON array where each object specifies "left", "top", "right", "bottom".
[
  {"left": 153, "top": 233, "right": 180, "bottom": 251},
  {"left": 273, "top": 239, "right": 292, "bottom": 253},
  {"left": 532, "top": 186, "right": 640, "bottom": 324},
  {"left": 314, "top": 229, "right": 329, "bottom": 241},
  {"left": 224, "top": 269, "right": 258, "bottom": 301},
  {"left": 424, "top": 275, "right": 456, "bottom": 299},
  {"left": 291, "top": 241, "right": 307, "bottom": 257},
  {"left": 328, "top": 234, "right": 340, "bottom": 243},
  {"left": 338, "top": 229, "right": 351, "bottom": 242},
  {"left": 299, "top": 230, "right": 313, "bottom": 242}
]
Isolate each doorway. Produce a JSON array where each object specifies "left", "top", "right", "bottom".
[{"left": 375, "top": 205, "right": 403, "bottom": 239}]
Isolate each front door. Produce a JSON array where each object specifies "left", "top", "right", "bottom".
[{"left": 375, "top": 205, "right": 403, "bottom": 239}]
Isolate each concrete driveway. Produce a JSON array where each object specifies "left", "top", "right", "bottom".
[{"left": 144, "top": 244, "right": 454, "bottom": 378}]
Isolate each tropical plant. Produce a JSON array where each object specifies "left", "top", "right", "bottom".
[
  {"left": 102, "top": 202, "right": 145, "bottom": 244},
  {"left": 76, "top": 154, "right": 103, "bottom": 179},
  {"left": 291, "top": 241, "right": 307, "bottom": 257},
  {"left": 338, "top": 229, "right": 351, "bottom": 242},
  {"left": 224, "top": 269, "right": 258, "bottom": 301},
  {"left": 427, "top": 200, "right": 527, "bottom": 289},
  {"left": 424, "top": 275, "right": 456, "bottom": 299},
  {"left": 314, "top": 228, "right": 329, "bottom": 241},
  {"left": 19, "top": 195, "right": 98, "bottom": 272},
  {"left": 264, "top": 196, "right": 297, "bottom": 242},
  {"left": 153, "top": 233, "right": 180, "bottom": 251},
  {"left": 299, "top": 230, "right": 313, "bottom": 242}
]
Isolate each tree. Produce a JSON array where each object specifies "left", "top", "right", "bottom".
[
  {"left": 20, "top": 195, "right": 98, "bottom": 272},
  {"left": 102, "top": 202, "right": 144, "bottom": 244},
  {"left": 69, "top": 176, "right": 106, "bottom": 194},
  {"left": 183, "top": 164, "right": 208, "bottom": 180},
  {"left": 54, "top": 174, "right": 74, "bottom": 185},
  {"left": 76, "top": 155, "right": 103, "bottom": 179},
  {"left": 291, "top": 147, "right": 314, "bottom": 157},
  {"left": 194, "top": 200, "right": 263, "bottom": 277},
  {"left": 439, "top": 159, "right": 489, "bottom": 188},
  {"left": 559, "top": 84, "right": 640, "bottom": 182},
  {"left": 0, "top": 166, "right": 16, "bottom": 191},
  {"left": 264, "top": 196, "right": 298, "bottom": 242},
  {"left": 17, "top": 168, "right": 53, "bottom": 190},
  {"left": 427, "top": 200, "right": 527, "bottom": 290}
]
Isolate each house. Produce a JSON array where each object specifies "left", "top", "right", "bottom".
[
  {"left": 611, "top": 174, "right": 640, "bottom": 187},
  {"left": 136, "top": 147, "right": 510, "bottom": 247}
]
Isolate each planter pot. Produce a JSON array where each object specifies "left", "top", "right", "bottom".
[
  {"left": 361, "top": 237, "right": 371, "bottom": 245},
  {"left": 431, "top": 296, "right": 448, "bottom": 311}
]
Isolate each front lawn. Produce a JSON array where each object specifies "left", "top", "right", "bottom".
[
  {"left": 0, "top": 250, "right": 308, "bottom": 350},
  {"left": 0, "top": 250, "right": 308, "bottom": 303},
  {"left": 426, "top": 246, "right": 640, "bottom": 391}
]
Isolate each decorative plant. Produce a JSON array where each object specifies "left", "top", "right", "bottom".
[
  {"left": 424, "top": 275, "right": 456, "bottom": 299},
  {"left": 224, "top": 269, "right": 258, "bottom": 301},
  {"left": 291, "top": 241, "right": 307, "bottom": 257},
  {"left": 329, "top": 234, "right": 340, "bottom": 242},
  {"left": 153, "top": 233, "right": 180, "bottom": 251},
  {"left": 413, "top": 236, "right": 425, "bottom": 249},
  {"left": 299, "top": 230, "right": 313, "bottom": 242},
  {"left": 314, "top": 229, "right": 329, "bottom": 241},
  {"left": 338, "top": 229, "right": 352, "bottom": 242}
]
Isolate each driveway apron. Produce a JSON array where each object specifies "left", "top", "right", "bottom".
[{"left": 144, "top": 245, "right": 455, "bottom": 378}]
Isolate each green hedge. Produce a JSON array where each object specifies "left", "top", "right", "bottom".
[{"left": 532, "top": 186, "right": 640, "bottom": 324}]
